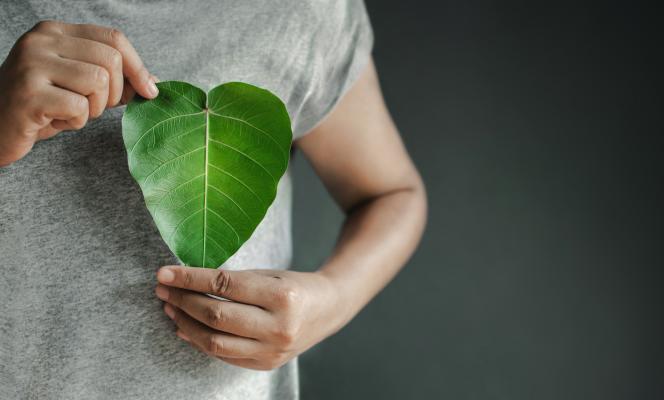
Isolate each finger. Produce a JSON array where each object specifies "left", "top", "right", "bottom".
[
  {"left": 119, "top": 74, "right": 159, "bottom": 106},
  {"left": 166, "top": 304, "right": 263, "bottom": 359},
  {"left": 60, "top": 23, "right": 158, "bottom": 99},
  {"left": 216, "top": 356, "right": 272, "bottom": 371},
  {"left": 36, "top": 124, "right": 60, "bottom": 140},
  {"left": 156, "top": 285, "right": 272, "bottom": 339},
  {"left": 157, "top": 266, "right": 282, "bottom": 308},
  {"left": 193, "top": 333, "right": 287, "bottom": 371},
  {"left": 54, "top": 36, "right": 123, "bottom": 107},
  {"left": 176, "top": 331, "right": 260, "bottom": 369},
  {"left": 119, "top": 79, "right": 135, "bottom": 106},
  {"left": 32, "top": 84, "right": 89, "bottom": 124},
  {"left": 46, "top": 57, "right": 108, "bottom": 118},
  {"left": 51, "top": 111, "right": 89, "bottom": 131},
  {"left": 121, "top": 73, "right": 158, "bottom": 106}
]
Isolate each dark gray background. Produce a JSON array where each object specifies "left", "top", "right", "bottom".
[{"left": 292, "top": 1, "right": 663, "bottom": 399}]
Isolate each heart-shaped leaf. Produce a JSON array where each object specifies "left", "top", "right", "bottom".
[{"left": 122, "top": 81, "right": 292, "bottom": 268}]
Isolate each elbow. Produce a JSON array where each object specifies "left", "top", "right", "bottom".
[
  {"left": 349, "top": 172, "right": 428, "bottom": 228},
  {"left": 408, "top": 173, "right": 429, "bottom": 234}
]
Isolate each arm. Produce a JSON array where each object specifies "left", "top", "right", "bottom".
[
  {"left": 296, "top": 58, "right": 428, "bottom": 332},
  {"left": 155, "top": 59, "right": 427, "bottom": 370}
]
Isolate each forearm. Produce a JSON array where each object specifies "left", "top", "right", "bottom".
[{"left": 317, "top": 180, "right": 427, "bottom": 332}]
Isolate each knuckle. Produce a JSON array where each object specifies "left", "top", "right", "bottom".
[
  {"left": 107, "top": 48, "right": 122, "bottom": 68},
  {"left": 108, "top": 28, "right": 126, "bottom": 46},
  {"left": 65, "top": 103, "right": 89, "bottom": 130},
  {"left": 209, "top": 270, "right": 232, "bottom": 296},
  {"left": 93, "top": 66, "right": 110, "bottom": 88},
  {"left": 205, "top": 335, "right": 221, "bottom": 355},
  {"left": 181, "top": 269, "right": 194, "bottom": 289},
  {"left": 13, "top": 35, "right": 54, "bottom": 64},
  {"left": 29, "top": 104, "right": 49, "bottom": 126},
  {"left": 273, "top": 321, "right": 298, "bottom": 347},
  {"left": 15, "top": 32, "right": 41, "bottom": 54},
  {"left": 274, "top": 285, "right": 299, "bottom": 308},
  {"left": 205, "top": 304, "right": 226, "bottom": 328},
  {"left": 32, "top": 20, "right": 59, "bottom": 33},
  {"left": 69, "top": 95, "right": 89, "bottom": 115}
]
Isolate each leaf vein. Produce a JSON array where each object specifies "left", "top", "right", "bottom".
[
  {"left": 159, "top": 86, "right": 203, "bottom": 110},
  {"left": 129, "top": 111, "right": 205, "bottom": 154},
  {"left": 205, "top": 234, "right": 231, "bottom": 262},
  {"left": 207, "top": 208, "right": 241, "bottom": 245},
  {"left": 166, "top": 208, "right": 203, "bottom": 245},
  {"left": 207, "top": 184, "right": 251, "bottom": 221},
  {"left": 141, "top": 146, "right": 205, "bottom": 185},
  {"left": 208, "top": 163, "right": 267, "bottom": 206},
  {"left": 153, "top": 174, "right": 205, "bottom": 212},
  {"left": 208, "top": 111, "right": 288, "bottom": 164},
  {"left": 208, "top": 139, "right": 276, "bottom": 183}
]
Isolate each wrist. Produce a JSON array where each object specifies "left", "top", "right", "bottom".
[{"left": 314, "top": 267, "right": 362, "bottom": 335}]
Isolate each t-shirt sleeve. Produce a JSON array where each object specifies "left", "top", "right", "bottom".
[{"left": 291, "top": 0, "right": 374, "bottom": 139}]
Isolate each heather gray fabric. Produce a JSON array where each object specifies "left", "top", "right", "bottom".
[{"left": 0, "top": 1, "right": 373, "bottom": 399}]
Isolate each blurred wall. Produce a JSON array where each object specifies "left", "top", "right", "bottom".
[{"left": 292, "top": 1, "right": 663, "bottom": 399}]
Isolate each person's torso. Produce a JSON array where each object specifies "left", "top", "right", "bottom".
[{"left": 0, "top": 0, "right": 357, "bottom": 398}]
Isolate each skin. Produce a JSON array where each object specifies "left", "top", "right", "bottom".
[
  {"left": 155, "top": 60, "right": 428, "bottom": 370},
  {"left": 1, "top": 21, "right": 427, "bottom": 371},
  {"left": 0, "top": 21, "right": 159, "bottom": 167}
]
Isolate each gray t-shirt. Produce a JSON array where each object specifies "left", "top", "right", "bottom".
[{"left": 0, "top": 1, "right": 373, "bottom": 399}]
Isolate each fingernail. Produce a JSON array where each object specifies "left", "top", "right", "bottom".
[
  {"left": 147, "top": 78, "right": 159, "bottom": 97},
  {"left": 176, "top": 331, "right": 190, "bottom": 342},
  {"left": 164, "top": 303, "right": 176, "bottom": 320},
  {"left": 155, "top": 285, "right": 169, "bottom": 301},
  {"left": 157, "top": 267, "right": 175, "bottom": 283},
  {"left": 151, "top": 74, "right": 161, "bottom": 83}
]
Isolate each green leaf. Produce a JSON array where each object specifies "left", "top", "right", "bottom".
[{"left": 122, "top": 81, "right": 292, "bottom": 268}]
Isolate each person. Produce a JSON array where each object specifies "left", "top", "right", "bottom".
[{"left": 0, "top": 1, "right": 427, "bottom": 399}]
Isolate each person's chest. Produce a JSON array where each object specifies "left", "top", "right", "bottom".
[
  {"left": 2, "top": 0, "right": 328, "bottom": 95},
  {"left": 0, "top": 0, "right": 309, "bottom": 266}
]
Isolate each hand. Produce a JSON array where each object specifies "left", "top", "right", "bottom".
[
  {"left": 0, "top": 20, "right": 158, "bottom": 166},
  {"left": 155, "top": 266, "right": 348, "bottom": 370}
]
